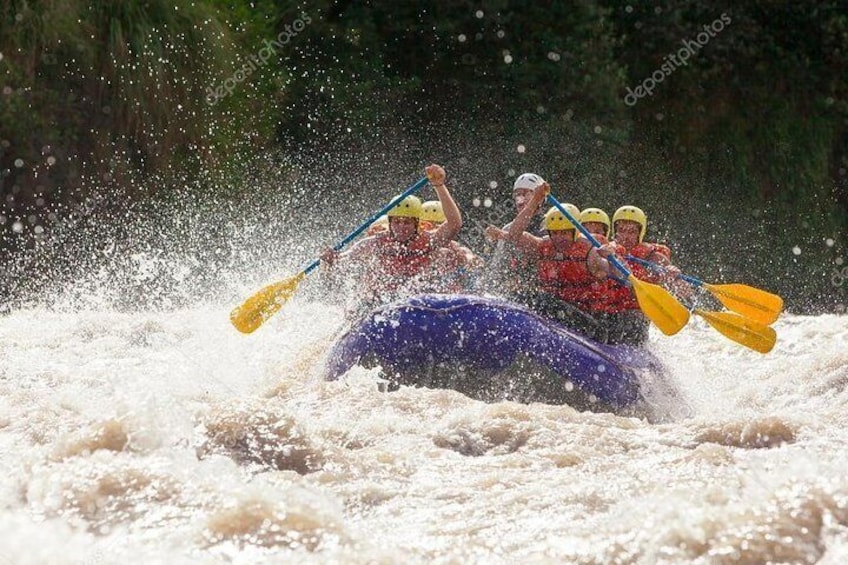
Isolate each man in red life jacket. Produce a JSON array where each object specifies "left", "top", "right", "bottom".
[
  {"left": 502, "top": 182, "right": 614, "bottom": 340},
  {"left": 591, "top": 205, "right": 688, "bottom": 345},
  {"left": 610, "top": 205, "right": 692, "bottom": 291},
  {"left": 575, "top": 206, "right": 634, "bottom": 338},
  {"left": 611, "top": 206, "right": 673, "bottom": 273},
  {"left": 420, "top": 200, "right": 482, "bottom": 292},
  {"left": 320, "top": 164, "right": 462, "bottom": 313}
]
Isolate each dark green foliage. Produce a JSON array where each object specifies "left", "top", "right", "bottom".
[{"left": 1, "top": 0, "right": 845, "bottom": 311}]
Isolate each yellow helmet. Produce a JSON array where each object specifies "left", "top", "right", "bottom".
[
  {"left": 579, "top": 207, "right": 611, "bottom": 238},
  {"left": 542, "top": 203, "right": 580, "bottom": 236},
  {"left": 387, "top": 195, "right": 423, "bottom": 219},
  {"left": 612, "top": 205, "right": 647, "bottom": 243},
  {"left": 421, "top": 200, "right": 445, "bottom": 223}
]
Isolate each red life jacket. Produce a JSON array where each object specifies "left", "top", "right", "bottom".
[
  {"left": 570, "top": 234, "right": 627, "bottom": 313},
  {"left": 369, "top": 231, "right": 434, "bottom": 295},
  {"left": 605, "top": 241, "right": 673, "bottom": 312},
  {"left": 537, "top": 237, "right": 599, "bottom": 307},
  {"left": 628, "top": 242, "right": 671, "bottom": 282}
]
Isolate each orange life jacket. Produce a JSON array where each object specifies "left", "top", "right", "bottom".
[
  {"left": 627, "top": 242, "right": 671, "bottom": 282},
  {"left": 537, "top": 237, "right": 599, "bottom": 307},
  {"left": 368, "top": 231, "right": 434, "bottom": 296},
  {"left": 568, "top": 234, "right": 630, "bottom": 313},
  {"left": 605, "top": 241, "right": 673, "bottom": 312}
]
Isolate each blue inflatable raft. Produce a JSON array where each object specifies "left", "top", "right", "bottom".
[{"left": 324, "top": 294, "right": 666, "bottom": 411}]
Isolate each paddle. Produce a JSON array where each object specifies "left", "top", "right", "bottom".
[
  {"left": 230, "top": 176, "right": 429, "bottom": 334},
  {"left": 626, "top": 256, "right": 783, "bottom": 325},
  {"left": 546, "top": 195, "right": 690, "bottom": 336},
  {"left": 621, "top": 256, "right": 778, "bottom": 352},
  {"left": 692, "top": 309, "right": 777, "bottom": 353}
]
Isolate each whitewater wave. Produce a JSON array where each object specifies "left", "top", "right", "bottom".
[{"left": 1, "top": 297, "right": 846, "bottom": 563}]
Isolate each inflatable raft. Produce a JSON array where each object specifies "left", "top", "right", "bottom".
[{"left": 324, "top": 294, "right": 667, "bottom": 411}]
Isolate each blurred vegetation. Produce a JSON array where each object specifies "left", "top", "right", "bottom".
[{"left": 1, "top": 0, "right": 846, "bottom": 311}]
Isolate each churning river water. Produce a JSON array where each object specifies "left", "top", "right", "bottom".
[{"left": 1, "top": 294, "right": 847, "bottom": 564}]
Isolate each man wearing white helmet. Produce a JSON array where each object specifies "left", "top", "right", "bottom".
[
  {"left": 483, "top": 173, "right": 548, "bottom": 240},
  {"left": 478, "top": 173, "right": 549, "bottom": 298}
]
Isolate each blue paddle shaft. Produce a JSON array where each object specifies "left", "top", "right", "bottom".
[
  {"left": 545, "top": 195, "right": 632, "bottom": 278},
  {"left": 626, "top": 255, "right": 704, "bottom": 288},
  {"left": 303, "top": 176, "right": 429, "bottom": 275}
]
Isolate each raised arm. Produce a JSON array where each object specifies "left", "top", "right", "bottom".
[
  {"left": 504, "top": 181, "right": 549, "bottom": 253},
  {"left": 507, "top": 181, "right": 548, "bottom": 240},
  {"left": 426, "top": 164, "right": 462, "bottom": 248}
]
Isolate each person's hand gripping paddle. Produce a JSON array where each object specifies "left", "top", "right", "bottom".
[
  {"left": 230, "top": 176, "right": 429, "bottom": 334},
  {"left": 547, "top": 195, "right": 690, "bottom": 336}
]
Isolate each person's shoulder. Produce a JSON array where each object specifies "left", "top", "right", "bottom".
[
  {"left": 535, "top": 236, "right": 553, "bottom": 251},
  {"left": 649, "top": 242, "right": 672, "bottom": 258},
  {"left": 356, "top": 233, "right": 381, "bottom": 250},
  {"left": 418, "top": 229, "right": 438, "bottom": 245},
  {"left": 574, "top": 236, "right": 596, "bottom": 250}
]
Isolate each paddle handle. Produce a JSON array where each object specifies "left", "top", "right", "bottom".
[
  {"left": 545, "top": 195, "right": 632, "bottom": 278},
  {"left": 303, "top": 176, "right": 429, "bottom": 275},
  {"left": 608, "top": 274, "right": 630, "bottom": 286},
  {"left": 626, "top": 255, "right": 704, "bottom": 288}
]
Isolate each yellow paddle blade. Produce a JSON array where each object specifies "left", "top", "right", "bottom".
[
  {"left": 229, "top": 272, "right": 306, "bottom": 334},
  {"left": 628, "top": 275, "right": 690, "bottom": 335},
  {"left": 695, "top": 310, "right": 777, "bottom": 354},
  {"left": 704, "top": 283, "right": 783, "bottom": 326}
]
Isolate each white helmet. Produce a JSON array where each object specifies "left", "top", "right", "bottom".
[{"left": 513, "top": 173, "right": 544, "bottom": 193}]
